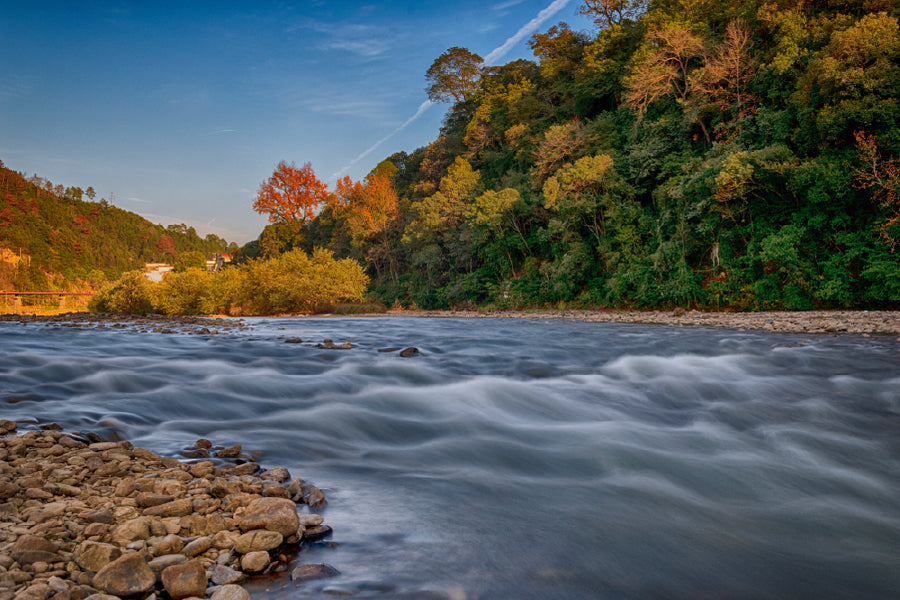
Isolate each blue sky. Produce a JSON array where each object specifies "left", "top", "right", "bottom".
[{"left": 1, "top": 1, "right": 593, "bottom": 243}]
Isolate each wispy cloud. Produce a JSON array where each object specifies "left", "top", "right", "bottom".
[
  {"left": 207, "top": 129, "right": 236, "bottom": 135},
  {"left": 494, "top": 0, "right": 527, "bottom": 12},
  {"left": 301, "top": 95, "right": 392, "bottom": 120},
  {"left": 484, "top": 0, "right": 572, "bottom": 65},
  {"left": 0, "top": 76, "right": 34, "bottom": 102},
  {"left": 126, "top": 196, "right": 153, "bottom": 204},
  {"left": 289, "top": 19, "right": 390, "bottom": 59}
]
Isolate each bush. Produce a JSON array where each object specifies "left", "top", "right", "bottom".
[
  {"left": 89, "top": 271, "right": 157, "bottom": 314},
  {"left": 156, "top": 268, "right": 210, "bottom": 315},
  {"left": 89, "top": 249, "right": 370, "bottom": 316}
]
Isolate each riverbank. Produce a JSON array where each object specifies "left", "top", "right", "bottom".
[
  {"left": 2, "top": 308, "right": 899, "bottom": 337},
  {"left": 0, "top": 421, "right": 334, "bottom": 600},
  {"left": 387, "top": 308, "right": 900, "bottom": 336}
]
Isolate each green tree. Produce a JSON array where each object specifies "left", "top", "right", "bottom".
[
  {"left": 426, "top": 47, "right": 484, "bottom": 103},
  {"left": 174, "top": 250, "right": 207, "bottom": 272}
]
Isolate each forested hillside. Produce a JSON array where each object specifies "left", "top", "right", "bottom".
[
  {"left": 0, "top": 161, "right": 236, "bottom": 291},
  {"left": 247, "top": 0, "right": 900, "bottom": 310}
]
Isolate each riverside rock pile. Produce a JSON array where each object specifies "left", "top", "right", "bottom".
[
  {"left": 0, "top": 314, "right": 248, "bottom": 336},
  {"left": 395, "top": 308, "right": 900, "bottom": 336},
  {"left": 0, "top": 421, "right": 333, "bottom": 600}
]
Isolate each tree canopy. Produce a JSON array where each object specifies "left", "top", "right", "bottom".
[
  {"left": 242, "top": 0, "right": 900, "bottom": 311},
  {"left": 253, "top": 161, "right": 328, "bottom": 224},
  {"left": 426, "top": 47, "right": 485, "bottom": 103}
]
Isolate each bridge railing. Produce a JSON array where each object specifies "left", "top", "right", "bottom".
[{"left": 0, "top": 291, "right": 95, "bottom": 314}]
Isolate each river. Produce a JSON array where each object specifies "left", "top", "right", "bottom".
[{"left": 2, "top": 316, "right": 899, "bottom": 599}]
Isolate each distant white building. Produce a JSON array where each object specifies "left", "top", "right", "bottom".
[{"left": 144, "top": 263, "right": 174, "bottom": 282}]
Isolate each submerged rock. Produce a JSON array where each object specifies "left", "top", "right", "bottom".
[{"left": 291, "top": 563, "right": 340, "bottom": 582}]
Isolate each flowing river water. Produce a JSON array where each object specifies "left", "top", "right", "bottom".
[{"left": 2, "top": 316, "right": 899, "bottom": 599}]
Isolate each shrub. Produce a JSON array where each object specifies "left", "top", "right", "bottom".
[
  {"left": 89, "top": 271, "right": 157, "bottom": 314},
  {"left": 156, "top": 268, "right": 210, "bottom": 315},
  {"left": 89, "top": 249, "right": 369, "bottom": 316}
]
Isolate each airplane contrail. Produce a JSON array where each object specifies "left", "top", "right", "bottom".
[
  {"left": 331, "top": 0, "right": 573, "bottom": 181},
  {"left": 484, "top": 0, "right": 571, "bottom": 65},
  {"left": 329, "top": 99, "right": 434, "bottom": 181}
]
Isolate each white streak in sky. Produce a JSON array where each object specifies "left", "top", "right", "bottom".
[
  {"left": 483, "top": 0, "right": 571, "bottom": 65},
  {"left": 333, "top": 0, "right": 572, "bottom": 181},
  {"left": 330, "top": 99, "right": 433, "bottom": 181}
]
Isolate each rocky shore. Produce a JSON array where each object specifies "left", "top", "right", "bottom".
[
  {"left": 391, "top": 308, "right": 900, "bottom": 336},
  {"left": 0, "top": 421, "right": 335, "bottom": 600},
  {"left": 0, "top": 314, "right": 247, "bottom": 336}
]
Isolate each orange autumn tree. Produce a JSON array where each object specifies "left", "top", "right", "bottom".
[
  {"left": 253, "top": 161, "right": 328, "bottom": 224},
  {"left": 330, "top": 165, "right": 400, "bottom": 279}
]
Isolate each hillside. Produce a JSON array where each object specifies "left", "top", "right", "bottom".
[
  {"left": 0, "top": 161, "right": 236, "bottom": 291},
  {"left": 262, "top": 0, "right": 900, "bottom": 310}
]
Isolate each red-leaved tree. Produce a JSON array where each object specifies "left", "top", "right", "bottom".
[{"left": 253, "top": 161, "right": 328, "bottom": 223}]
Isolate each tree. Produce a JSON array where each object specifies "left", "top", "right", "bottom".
[
  {"left": 156, "top": 235, "right": 176, "bottom": 258},
  {"left": 253, "top": 161, "right": 328, "bottom": 224},
  {"left": 691, "top": 19, "right": 756, "bottom": 115},
  {"left": 174, "top": 250, "right": 207, "bottom": 272},
  {"left": 85, "top": 187, "right": 96, "bottom": 200},
  {"left": 333, "top": 175, "right": 399, "bottom": 246},
  {"left": 407, "top": 157, "right": 481, "bottom": 239},
  {"left": 543, "top": 154, "right": 620, "bottom": 247},
  {"left": 624, "top": 24, "right": 705, "bottom": 116},
  {"left": 331, "top": 173, "right": 401, "bottom": 279},
  {"left": 426, "top": 47, "right": 484, "bottom": 103},
  {"left": 578, "top": 0, "right": 647, "bottom": 29},
  {"left": 854, "top": 130, "right": 900, "bottom": 250},
  {"left": 800, "top": 12, "right": 900, "bottom": 143}
]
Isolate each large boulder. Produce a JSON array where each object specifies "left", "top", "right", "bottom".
[
  {"left": 148, "top": 553, "right": 190, "bottom": 576},
  {"left": 234, "top": 530, "right": 283, "bottom": 554},
  {"left": 210, "top": 565, "right": 245, "bottom": 586},
  {"left": 237, "top": 497, "right": 299, "bottom": 537},
  {"left": 210, "top": 585, "right": 250, "bottom": 600},
  {"left": 0, "top": 480, "right": 20, "bottom": 499},
  {"left": 161, "top": 560, "right": 208, "bottom": 600},
  {"left": 74, "top": 541, "right": 121, "bottom": 572},
  {"left": 110, "top": 518, "right": 150, "bottom": 546},
  {"left": 92, "top": 553, "right": 156, "bottom": 596},
  {"left": 11, "top": 535, "right": 59, "bottom": 565},
  {"left": 240, "top": 551, "right": 270, "bottom": 573},
  {"left": 142, "top": 498, "right": 193, "bottom": 518},
  {"left": 147, "top": 534, "right": 185, "bottom": 557}
]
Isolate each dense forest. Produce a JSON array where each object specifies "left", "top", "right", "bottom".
[
  {"left": 249, "top": 0, "right": 900, "bottom": 310},
  {"left": 0, "top": 161, "right": 237, "bottom": 291}
]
